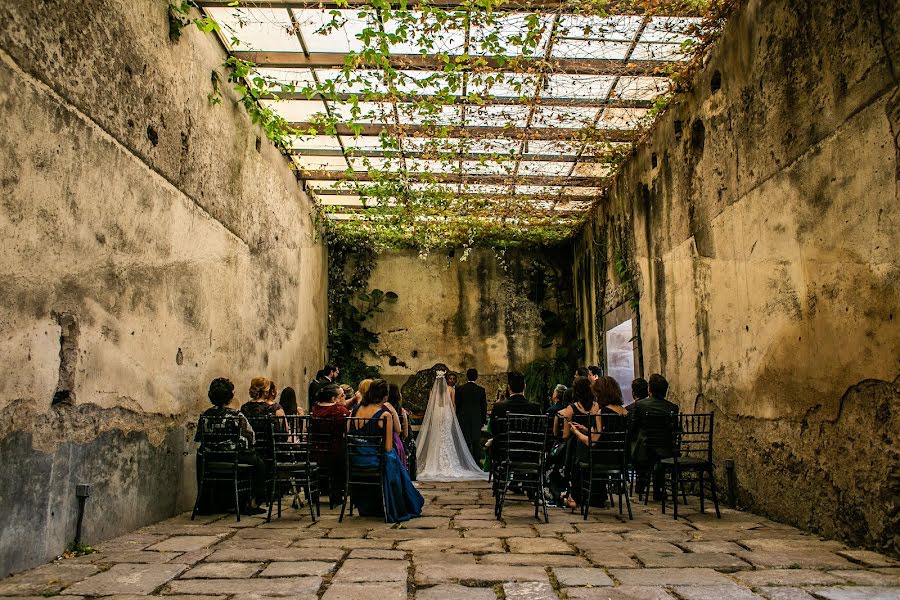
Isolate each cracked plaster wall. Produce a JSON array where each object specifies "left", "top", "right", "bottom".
[
  {"left": 0, "top": 0, "right": 328, "bottom": 575},
  {"left": 574, "top": 0, "right": 899, "bottom": 554}
]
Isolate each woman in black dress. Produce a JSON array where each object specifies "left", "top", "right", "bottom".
[{"left": 557, "top": 376, "right": 601, "bottom": 510}]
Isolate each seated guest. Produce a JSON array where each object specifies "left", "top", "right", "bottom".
[
  {"left": 593, "top": 376, "right": 628, "bottom": 421},
  {"left": 242, "top": 377, "right": 286, "bottom": 421},
  {"left": 386, "top": 384, "right": 409, "bottom": 469},
  {"left": 626, "top": 377, "right": 649, "bottom": 412},
  {"left": 195, "top": 378, "right": 266, "bottom": 514},
  {"left": 587, "top": 365, "right": 602, "bottom": 382},
  {"left": 557, "top": 376, "right": 600, "bottom": 509},
  {"left": 348, "top": 380, "right": 424, "bottom": 521},
  {"left": 489, "top": 371, "right": 542, "bottom": 454},
  {"left": 573, "top": 366, "right": 589, "bottom": 383},
  {"left": 629, "top": 373, "right": 679, "bottom": 500},
  {"left": 345, "top": 378, "right": 373, "bottom": 413},
  {"left": 279, "top": 387, "right": 303, "bottom": 417},
  {"left": 546, "top": 384, "right": 568, "bottom": 440},
  {"left": 339, "top": 384, "right": 354, "bottom": 406},
  {"left": 311, "top": 384, "right": 350, "bottom": 503}
]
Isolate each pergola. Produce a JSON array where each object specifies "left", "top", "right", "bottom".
[{"left": 197, "top": 0, "right": 712, "bottom": 246}]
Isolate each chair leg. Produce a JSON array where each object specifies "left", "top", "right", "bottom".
[
  {"left": 191, "top": 479, "right": 204, "bottom": 521},
  {"left": 699, "top": 470, "right": 706, "bottom": 514},
  {"left": 623, "top": 478, "right": 633, "bottom": 520},
  {"left": 307, "top": 481, "right": 316, "bottom": 521},
  {"left": 234, "top": 477, "right": 242, "bottom": 522},
  {"left": 583, "top": 473, "right": 591, "bottom": 521},
  {"left": 540, "top": 473, "right": 549, "bottom": 524},
  {"left": 671, "top": 465, "right": 679, "bottom": 520},
  {"left": 339, "top": 480, "right": 349, "bottom": 522},
  {"left": 660, "top": 468, "right": 666, "bottom": 515},
  {"left": 708, "top": 467, "right": 721, "bottom": 518}
]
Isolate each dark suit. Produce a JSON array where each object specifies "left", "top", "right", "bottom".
[
  {"left": 455, "top": 381, "right": 487, "bottom": 460},
  {"left": 307, "top": 376, "right": 332, "bottom": 406},
  {"left": 489, "top": 393, "right": 542, "bottom": 455},
  {"left": 628, "top": 394, "right": 679, "bottom": 497}
]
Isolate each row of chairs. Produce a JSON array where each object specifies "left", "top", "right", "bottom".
[
  {"left": 192, "top": 414, "right": 410, "bottom": 524},
  {"left": 491, "top": 412, "right": 721, "bottom": 523}
]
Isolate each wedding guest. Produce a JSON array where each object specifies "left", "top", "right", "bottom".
[
  {"left": 588, "top": 366, "right": 602, "bottom": 382},
  {"left": 573, "top": 366, "right": 589, "bottom": 384},
  {"left": 593, "top": 376, "right": 628, "bottom": 421},
  {"left": 195, "top": 378, "right": 266, "bottom": 514},
  {"left": 339, "top": 384, "right": 354, "bottom": 406},
  {"left": 488, "top": 371, "right": 542, "bottom": 452},
  {"left": 311, "top": 384, "right": 350, "bottom": 503},
  {"left": 346, "top": 378, "right": 373, "bottom": 413},
  {"left": 546, "top": 384, "right": 568, "bottom": 440},
  {"left": 242, "top": 377, "right": 286, "bottom": 421},
  {"left": 629, "top": 374, "right": 679, "bottom": 500},
  {"left": 386, "top": 383, "right": 409, "bottom": 469},
  {"left": 347, "top": 380, "right": 423, "bottom": 521},
  {"left": 308, "top": 364, "right": 339, "bottom": 406},
  {"left": 627, "top": 377, "right": 649, "bottom": 412},
  {"left": 279, "top": 387, "right": 303, "bottom": 416},
  {"left": 557, "top": 376, "right": 601, "bottom": 509}
]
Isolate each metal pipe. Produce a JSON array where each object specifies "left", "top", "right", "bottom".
[
  {"left": 724, "top": 460, "right": 736, "bottom": 508},
  {"left": 74, "top": 484, "right": 92, "bottom": 547}
]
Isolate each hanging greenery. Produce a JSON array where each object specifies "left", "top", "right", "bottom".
[{"left": 170, "top": 0, "right": 740, "bottom": 249}]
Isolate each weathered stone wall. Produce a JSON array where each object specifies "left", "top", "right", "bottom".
[
  {"left": 364, "top": 249, "right": 566, "bottom": 406},
  {"left": 0, "top": 0, "right": 328, "bottom": 575},
  {"left": 573, "top": 0, "right": 899, "bottom": 553}
]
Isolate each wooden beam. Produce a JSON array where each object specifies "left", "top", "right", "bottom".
[
  {"left": 198, "top": 0, "right": 703, "bottom": 17},
  {"left": 300, "top": 170, "right": 608, "bottom": 185},
  {"left": 289, "top": 122, "right": 635, "bottom": 141},
  {"left": 290, "top": 148, "right": 615, "bottom": 162},
  {"left": 233, "top": 51, "right": 676, "bottom": 76},
  {"left": 267, "top": 91, "right": 652, "bottom": 109}
]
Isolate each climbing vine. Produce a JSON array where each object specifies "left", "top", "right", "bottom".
[{"left": 169, "top": 0, "right": 740, "bottom": 249}]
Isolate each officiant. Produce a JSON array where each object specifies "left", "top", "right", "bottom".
[{"left": 455, "top": 368, "right": 487, "bottom": 461}]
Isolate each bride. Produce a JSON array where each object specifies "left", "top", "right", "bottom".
[{"left": 416, "top": 370, "right": 488, "bottom": 481}]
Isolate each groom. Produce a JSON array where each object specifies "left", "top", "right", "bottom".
[{"left": 455, "top": 368, "right": 487, "bottom": 460}]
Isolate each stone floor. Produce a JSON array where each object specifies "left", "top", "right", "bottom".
[{"left": 1, "top": 481, "right": 898, "bottom": 600}]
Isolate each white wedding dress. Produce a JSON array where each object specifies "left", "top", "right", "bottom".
[{"left": 416, "top": 372, "right": 488, "bottom": 481}]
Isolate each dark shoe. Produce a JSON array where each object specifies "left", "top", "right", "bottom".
[{"left": 244, "top": 505, "right": 266, "bottom": 515}]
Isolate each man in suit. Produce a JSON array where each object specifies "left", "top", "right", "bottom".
[
  {"left": 628, "top": 373, "right": 679, "bottom": 499},
  {"left": 489, "top": 371, "right": 542, "bottom": 446},
  {"left": 308, "top": 364, "right": 338, "bottom": 406},
  {"left": 455, "top": 368, "right": 488, "bottom": 461}
]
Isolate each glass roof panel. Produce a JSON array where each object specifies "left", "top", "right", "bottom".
[
  {"left": 460, "top": 183, "right": 514, "bottom": 195},
  {"left": 253, "top": 68, "right": 316, "bottom": 88},
  {"left": 514, "top": 185, "right": 565, "bottom": 195},
  {"left": 314, "top": 69, "right": 391, "bottom": 95},
  {"left": 394, "top": 70, "right": 464, "bottom": 96},
  {"left": 328, "top": 101, "right": 395, "bottom": 124},
  {"left": 630, "top": 42, "right": 692, "bottom": 62},
  {"left": 397, "top": 103, "right": 463, "bottom": 125},
  {"left": 264, "top": 99, "right": 328, "bottom": 122},
  {"left": 565, "top": 187, "right": 604, "bottom": 196},
  {"left": 383, "top": 11, "right": 467, "bottom": 55},
  {"left": 613, "top": 76, "right": 670, "bottom": 101},
  {"left": 206, "top": 8, "right": 302, "bottom": 52},
  {"left": 460, "top": 138, "right": 522, "bottom": 155},
  {"left": 595, "top": 107, "right": 649, "bottom": 129},
  {"left": 556, "top": 15, "right": 645, "bottom": 40},
  {"left": 524, "top": 140, "right": 583, "bottom": 156},
  {"left": 531, "top": 106, "right": 599, "bottom": 129},
  {"left": 517, "top": 161, "right": 573, "bottom": 176},
  {"left": 461, "top": 160, "right": 516, "bottom": 175},
  {"left": 465, "top": 105, "right": 530, "bottom": 127},
  {"left": 641, "top": 17, "right": 702, "bottom": 44},
  {"left": 468, "top": 14, "right": 553, "bottom": 57},
  {"left": 289, "top": 135, "right": 342, "bottom": 150},
  {"left": 402, "top": 137, "right": 462, "bottom": 153},
  {"left": 407, "top": 158, "right": 459, "bottom": 174},
  {"left": 294, "top": 155, "right": 349, "bottom": 171},
  {"left": 541, "top": 74, "right": 617, "bottom": 99},
  {"left": 551, "top": 39, "right": 632, "bottom": 60},
  {"left": 572, "top": 162, "right": 613, "bottom": 176},
  {"left": 320, "top": 195, "right": 365, "bottom": 206},
  {"left": 467, "top": 72, "right": 540, "bottom": 98},
  {"left": 348, "top": 156, "right": 396, "bottom": 171},
  {"left": 341, "top": 135, "right": 389, "bottom": 150},
  {"left": 293, "top": 9, "right": 370, "bottom": 53}
]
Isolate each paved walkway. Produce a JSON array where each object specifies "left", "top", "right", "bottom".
[{"left": 1, "top": 481, "right": 898, "bottom": 600}]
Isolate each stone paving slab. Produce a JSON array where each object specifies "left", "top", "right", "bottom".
[
  {"left": 320, "top": 582, "right": 406, "bottom": 600},
  {"left": 414, "top": 564, "right": 548, "bottom": 585},
  {"left": 480, "top": 553, "right": 588, "bottom": 567},
  {"left": 0, "top": 564, "right": 100, "bottom": 596},
  {"left": 552, "top": 567, "right": 614, "bottom": 586},
  {"left": 672, "top": 584, "right": 763, "bottom": 599},
  {"left": 180, "top": 562, "right": 263, "bottom": 578},
  {"left": 756, "top": 587, "right": 819, "bottom": 600},
  {"left": 734, "top": 551, "right": 860, "bottom": 570},
  {"left": 811, "top": 588, "right": 900, "bottom": 600},
  {"left": 732, "top": 569, "right": 847, "bottom": 586},
  {"left": 147, "top": 537, "right": 224, "bottom": 553},
  {"left": 88, "top": 552, "right": 184, "bottom": 564},
  {"left": 166, "top": 577, "right": 321, "bottom": 596},
  {"left": 564, "top": 587, "right": 676, "bottom": 600},
  {"left": 415, "top": 584, "right": 497, "bottom": 600},
  {"left": 503, "top": 581, "right": 557, "bottom": 600},
  {"left": 65, "top": 564, "right": 187, "bottom": 596},
  {"left": 258, "top": 561, "right": 335, "bottom": 577},
  {"left": 837, "top": 551, "right": 898, "bottom": 568},
  {"left": 610, "top": 567, "right": 734, "bottom": 586},
  {"left": 347, "top": 549, "right": 406, "bottom": 559},
  {"left": 331, "top": 559, "right": 408, "bottom": 583},
  {"left": 507, "top": 537, "right": 574, "bottom": 554},
  {"left": 635, "top": 551, "right": 751, "bottom": 570},
  {"left": 205, "top": 548, "right": 344, "bottom": 562}
]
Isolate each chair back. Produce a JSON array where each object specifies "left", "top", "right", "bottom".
[
  {"left": 504, "top": 413, "right": 550, "bottom": 468},
  {"left": 676, "top": 413, "right": 714, "bottom": 462},
  {"left": 196, "top": 415, "right": 245, "bottom": 467},
  {"left": 640, "top": 411, "right": 678, "bottom": 456},
  {"left": 272, "top": 415, "right": 313, "bottom": 468},
  {"left": 345, "top": 416, "right": 387, "bottom": 472},
  {"left": 588, "top": 413, "right": 628, "bottom": 469},
  {"left": 246, "top": 417, "right": 276, "bottom": 459},
  {"left": 310, "top": 415, "right": 346, "bottom": 457}
]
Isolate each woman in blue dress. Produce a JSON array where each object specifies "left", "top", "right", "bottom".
[{"left": 348, "top": 380, "right": 424, "bottom": 522}]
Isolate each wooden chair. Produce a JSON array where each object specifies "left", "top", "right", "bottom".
[
  {"left": 578, "top": 414, "right": 632, "bottom": 520},
  {"left": 494, "top": 414, "right": 551, "bottom": 523},
  {"left": 340, "top": 417, "right": 389, "bottom": 523},
  {"left": 658, "top": 413, "right": 721, "bottom": 519},
  {"left": 192, "top": 415, "right": 255, "bottom": 522}
]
